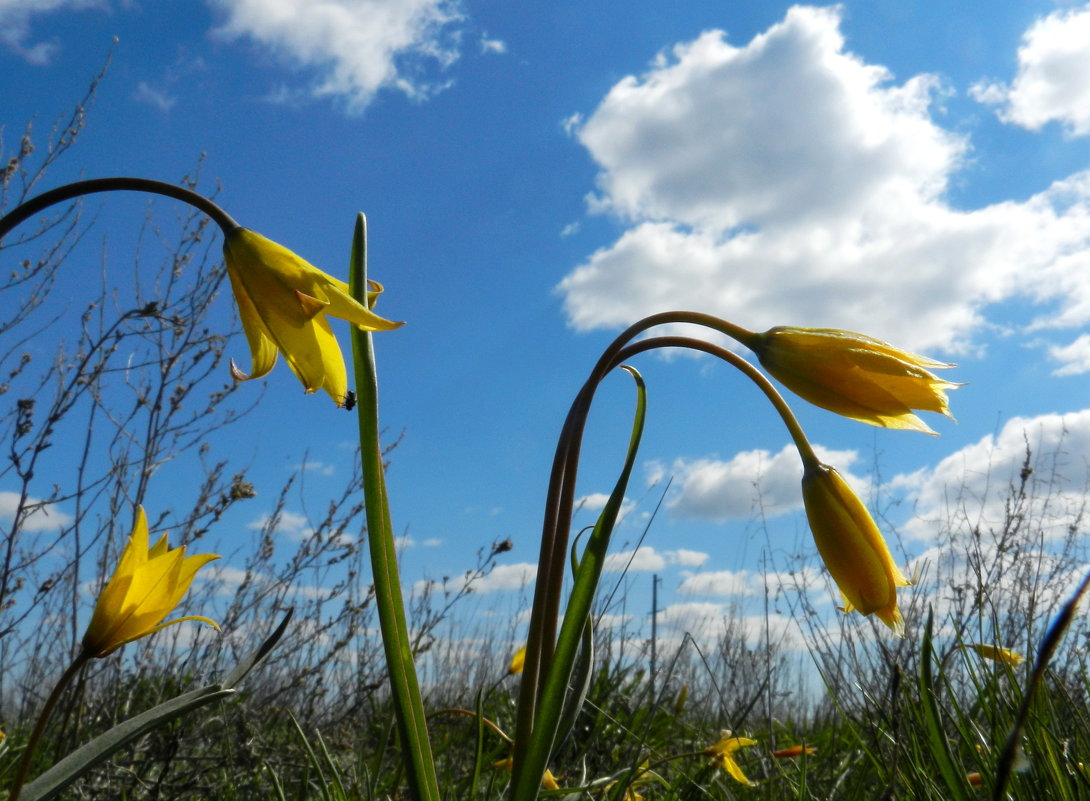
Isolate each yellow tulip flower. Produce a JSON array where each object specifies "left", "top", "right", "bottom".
[
  {"left": 224, "top": 227, "right": 403, "bottom": 406},
  {"left": 508, "top": 645, "right": 526, "bottom": 675},
  {"left": 802, "top": 461, "right": 910, "bottom": 636},
  {"left": 705, "top": 731, "right": 758, "bottom": 785},
  {"left": 81, "top": 507, "right": 220, "bottom": 658},
  {"left": 966, "top": 643, "right": 1026, "bottom": 665},
  {"left": 746, "top": 326, "right": 959, "bottom": 434}
]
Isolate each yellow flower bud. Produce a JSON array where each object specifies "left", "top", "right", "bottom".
[
  {"left": 802, "top": 461, "right": 910, "bottom": 636},
  {"left": 748, "top": 326, "right": 959, "bottom": 434}
]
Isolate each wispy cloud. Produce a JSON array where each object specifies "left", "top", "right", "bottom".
[
  {"left": 479, "top": 34, "right": 506, "bottom": 55},
  {"left": 133, "top": 81, "right": 177, "bottom": 112},
  {"left": 209, "top": 0, "right": 465, "bottom": 113},
  {"left": 0, "top": 0, "right": 105, "bottom": 64}
]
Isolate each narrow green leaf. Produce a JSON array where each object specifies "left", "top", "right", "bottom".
[
  {"left": 919, "top": 609, "right": 973, "bottom": 801},
  {"left": 19, "top": 611, "right": 292, "bottom": 801}
]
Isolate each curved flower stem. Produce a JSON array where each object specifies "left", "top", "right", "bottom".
[
  {"left": 347, "top": 213, "right": 439, "bottom": 801},
  {"left": 0, "top": 177, "right": 240, "bottom": 242},
  {"left": 515, "top": 312, "right": 762, "bottom": 750},
  {"left": 511, "top": 322, "right": 817, "bottom": 799},
  {"left": 515, "top": 312, "right": 769, "bottom": 734},
  {"left": 8, "top": 651, "right": 92, "bottom": 801}
]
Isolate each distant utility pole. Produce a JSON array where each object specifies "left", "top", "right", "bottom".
[{"left": 650, "top": 573, "right": 661, "bottom": 698}]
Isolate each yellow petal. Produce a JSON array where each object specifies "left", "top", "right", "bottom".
[
  {"left": 719, "top": 754, "right": 755, "bottom": 786},
  {"left": 227, "top": 264, "right": 279, "bottom": 381}
]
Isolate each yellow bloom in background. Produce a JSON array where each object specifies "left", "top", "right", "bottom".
[
  {"left": 705, "top": 731, "right": 758, "bottom": 785},
  {"left": 802, "top": 461, "right": 910, "bottom": 636},
  {"left": 967, "top": 643, "right": 1026, "bottom": 665},
  {"left": 491, "top": 757, "right": 560, "bottom": 790},
  {"left": 967, "top": 771, "right": 984, "bottom": 787},
  {"left": 81, "top": 507, "right": 220, "bottom": 658},
  {"left": 224, "top": 227, "right": 403, "bottom": 406},
  {"left": 746, "top": 326, "right": 959, "bottom": 434},
  {"left": 508, "top": 645, "right": 526, "bottom": 675}
]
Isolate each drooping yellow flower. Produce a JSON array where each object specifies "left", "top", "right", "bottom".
[
  {"left": 966, "top": 643, "right": 1026, "bottom": 665},
  {"left": 802, "top": 460, "right": 910, "bottom": 636},
  {"left": 224, "top": 227, "right": 403, "bottom": 406},
  {"left": 745, "top": 326, "right": 959, "bottom": 434},
  {"left": 508, "top": 645, "right": 527, "bottom": 675},
  {"left": 81, "top": 507, "right": 220, "bottom": 658},
  {"left": 492, "top": 757, "right": 560, "bottom": 790},
  {"left": 705, "top": 731, "right": 758, "bottom": 785}
]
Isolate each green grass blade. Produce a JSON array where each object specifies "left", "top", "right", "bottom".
[{"left": 919, "top": 609, "right": 973, "bottom": 801}]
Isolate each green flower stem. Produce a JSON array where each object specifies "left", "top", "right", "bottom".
[
  {"left": 512, "top": 365, "right": 646, "bottom": 801},
  {"left": 347, "top": 213, "right": 439, "bottom": 801},
  {"left": 8, "top": 652, "right": 91, "bottom": 801},
  {"left": 514, "top": 311, "right": 770, "bottom": 751},
  {"left": 511, "top": 329, "right": 817, "bottom": 799},
  {"left": 0, "top": 178, "right": 240, "bottom": 242}
]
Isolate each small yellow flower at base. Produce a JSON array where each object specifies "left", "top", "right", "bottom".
[
  {"left": 967, "top": 771, "right": 983, "bottom": 787},
  {"left": 705, "top": 730, "right": 758, "bottom": 786},
  {"left": 966, "top": 644, "right": 1026, "bottom": 665},
  {"left": 491, "top": 758, "right": 560, "bottom": 790},
  {"left": 508, "top": 645, "right": 526, "bottom": 675},
  {"left": 746, "top": 326, "right": 960, "bottom": 434},
  {"left": 223, "top": 227, "right": 403, "bottom": 406},
  {"left": 81, "top": 507, "right": 220, "bottom": 659},
  {"left": 802, "top": 461, "right": 910, "bottom": 636}
]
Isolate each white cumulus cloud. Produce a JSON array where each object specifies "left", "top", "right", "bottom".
[
  {"left": 657, "top": 443, "right": 862, "bottom": 522},
  {"left": 602, "top": 544, "right": 711, "bottom": 573},
  {"left": 0, "top": 491, "right": 72, "bottom": 532},
  {"left": 971, "top": 4, "right": 1090, "bottom": 137},
  {"left": 210, "top": 0, "right": 464, "bottom": 112},
  {"left": 890, "top": 408, "right": 1090, "bottom": 543},
  {"left": 413, "top": 561, "right": 536, "bottom": 596},
  {"left": 558, "top": 5, "right": 1090, "bottom": 363}
]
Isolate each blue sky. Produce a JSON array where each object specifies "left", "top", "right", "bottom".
[{"left": 3, "top": 0, "right": 1090, "bottom": 654}]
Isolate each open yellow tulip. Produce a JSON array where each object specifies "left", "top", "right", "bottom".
[
  {"left": 705, "top": 731, "right": 758, "bottom": 785},
  {"left": 224, "top": 227, "right": 403, "bottom": 406},
  {"left": 81, "top": 507, "right": 220, "bottom": 658}
]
